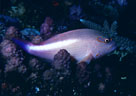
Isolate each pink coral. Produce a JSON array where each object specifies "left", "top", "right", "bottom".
[
  {"left": 0, "top": 40, "right": 16, "bottom": 58},
  {"left": 40, "top": 17, "right": 53, "bottom": 39},
  {"left": 29, "top": 58, "right": 44, "bottom": 71},
  {"left": 5, "top": 26, "right": 18, "bottom": 39},
  {"left": 31, "top": 35, "right": 43, "bottom": 44},
  {"left": 5, "top": 56, "right": 22, "bottom": 72}
]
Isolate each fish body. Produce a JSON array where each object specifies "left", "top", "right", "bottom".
[{"left": 13, "top": 29, "right": 116, "bottom": 63}]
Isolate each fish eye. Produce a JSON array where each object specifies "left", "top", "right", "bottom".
[
  {"left": 104, "top": 38, "right": 110, "bottom": 43},
  {"left": 97, "top": 36, "right": 112, "bottom": 43}
]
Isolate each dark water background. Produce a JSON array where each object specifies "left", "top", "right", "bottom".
[{"left": 0, "top": 0, "right": 136, "bottom": 96}]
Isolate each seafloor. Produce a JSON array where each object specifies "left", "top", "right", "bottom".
[{"left": 0, "top": 0, "right": 136, "bottom": 96}]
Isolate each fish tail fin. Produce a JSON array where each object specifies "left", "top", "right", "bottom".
[{"left": 12, "top": 38, "right": 31, "bottom": 53}]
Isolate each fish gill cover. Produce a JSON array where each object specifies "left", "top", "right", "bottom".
[{"left": 0, "top": 0, "right": 136, "bottom": 96}]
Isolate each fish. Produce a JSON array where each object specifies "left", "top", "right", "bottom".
[{"left": 12, "top": 29, "right": 116, "bottom": 63}]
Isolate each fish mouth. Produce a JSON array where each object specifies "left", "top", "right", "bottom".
[{"left": 110, "top": 43, "right": 117, "bottom": 52}]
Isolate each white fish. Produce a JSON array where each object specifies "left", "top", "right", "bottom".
[{"left": 12, "top": 29, "right": 116, "bottom": 63}]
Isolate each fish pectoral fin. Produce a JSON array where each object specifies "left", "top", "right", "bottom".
[{"left": 79, "top": 54, "right": 93, "bottom": 64}]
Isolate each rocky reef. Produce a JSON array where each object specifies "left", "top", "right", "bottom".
[{"left": 0, "top": 0, "right": 136, "bottom": 96}]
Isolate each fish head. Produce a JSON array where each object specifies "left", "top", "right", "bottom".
[{"left": 93, "top": 36, "right": 116, "bottom": 59}]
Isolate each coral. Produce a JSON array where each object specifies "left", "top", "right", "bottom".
[
  {"left": 0, "top": 40, "right": 16, "bottom": 58},
  {"left": 27, "top": 72, "right": 38, "bottom": 83},
  {"left": 98, "top": 83, "right": 105, "bottom": 92},
  {"left": 69, "top": 5, "right": 85, "bottom": 20},
  {"left": 87, "top": 0, "right": 119, "bottom": 20},
  {"left": 0, "top": 14, "right": 19, "bottom": 25},
  {"left": 0, "top": 15, "right": 19, "bottom": 42},
  {"left": 17, "top": 65, "right": 27, "bottom": 74},
  {"left": 0, "top": 0, "right": 135, "bottom": 95},
  {"left": 80, "top": 19, "right": 118, "bottom": 37},
  {"left": 40, "top": 17, "right": 53, "bottom": 39},
  {"left": 43, "top": 69, "right": 55, "bottom": 80},
  {"left": 52, "top": 49, "right": 72, "bottom": 71},
  {"left": 8, "top": 3, "right": 26, "bottom": 17},
  {"left": 5, "top": 26, "right": 18, "bottom": 39},
  {"left": 29, "top": 58, "right": 44, "bottom": 72},
  {"left": 80, "top": 19, "right": 102, "bottom": 31},
  {"left": 56, "top": 25, "right": 68, "bottom": 32},
  {"left": 76, "top": 62, "right": 91, "bottom": 85},
  {"left": 41, "top": 49, "right": 76, "bottom": 95},
  {"left": 0, "top": 23, "right": 6, "bottom": 42},
  {"left": 103, "top": 5, "right": 118, "bottom": 18},
  {"left": 31, "top": 35, "right": 43, "bottom": 44},
  {"left": 102, "top": 20, "right": 118, "bottom": 37},
  {"left": 20, "top": 28, "right": 40, "bottom": 39},
  {"left": 4, "top": 56, "right": 22, "bottom": 72}
]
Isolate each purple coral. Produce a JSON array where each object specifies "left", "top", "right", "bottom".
[
  {"left": 17, "top": 65, "right": 27, "bottom": 74},
  {"left": 0, "top": 38, "right": 25, "bottom": 74},
  {"left": 40, "top": 17, "right": 53, "bottom": 39},
  {"left": 52, "top": 49, "right": 72, "bottom": 70},
  {"left": 29, "top": 58, "right": 44, "bottom": 71},
  {"left": 0, "top": 40, "right": 16, "bottom": 58},
  {"left": 5, "top": 56, "right": 22, "bottom": 72},
  {"left": 31, "top": 35, "right": 43, "bottom": 44},
  {"left": 43, "top": 69, "right": 55, "bottom": 80},
  {"left": 76, "top": 62, "right": 91, "bottom": 85},
  {"left": 5, "top": 26, "right": 18, "bottom": 39}
]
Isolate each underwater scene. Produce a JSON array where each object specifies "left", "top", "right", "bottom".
[{"left": 0, "top": 0, "right": 136, "bottom": 96}]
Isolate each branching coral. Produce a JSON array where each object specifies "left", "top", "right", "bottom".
[{"left": 8, "top": 3, "right": 26, "bottom": 17}]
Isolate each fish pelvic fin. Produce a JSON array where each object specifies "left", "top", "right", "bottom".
[
  {"left": 12, "top": 38, "right": 32, "bottom": 53},
  {"left": 78, "top": 53, "right": 93, "bottom": 64}
]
